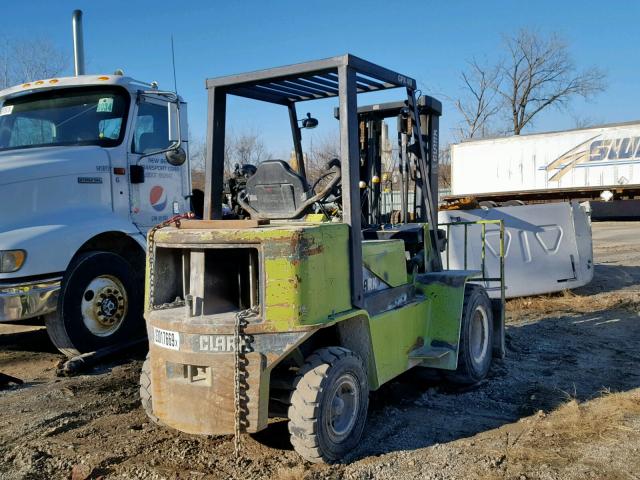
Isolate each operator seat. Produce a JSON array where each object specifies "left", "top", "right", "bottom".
[{"left": 243, "top": 160, "right": 310, "bottom": 218}]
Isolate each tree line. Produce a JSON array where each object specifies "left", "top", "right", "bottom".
[
  {"left": 0, "top": 37, "right": 66, "bottom": 89},
  {"left": 453, "top": 28, "right": 606, "bottom": 140}
]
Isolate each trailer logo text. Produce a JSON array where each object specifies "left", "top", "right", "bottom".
[{"left": 545, "top": 135, "right": 640, "bottom": 181}]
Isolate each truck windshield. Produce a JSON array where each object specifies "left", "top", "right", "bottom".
[{"left": 0, "top": 86, "right": 129, "bottom": 151}]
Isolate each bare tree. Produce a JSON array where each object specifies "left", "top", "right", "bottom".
[
  {"left": 223, "top": 131, "right": 270, "bottom": 178},
  {"left": 438, "top": 144, "right": 452, "bottom": 190},
  {"left": 570, "top": 112, "right": 602, "bottom": 130},
  {"left": 230, "top": 132, "right": 268, "bottom": 167},
  {"left": 0, "top": 37, "right": 66, "bottom": 89},
  {"left": 498, "top": 29, "right": 606, "bottom": 135},
  {"left": 305, "top": 132, "right": 340, "bottom": 182},
  {"left": 454, "top": 59, "right": 502, "bottom": 139},
  {"left": 0, "top": 38, "right": 12, "bottom": 89},
  {"left": 188, "top": 135, "right": 206, "bottom": 172},
  {"left": 189, "top": 130, "right": 271, "bottom": 181},
  {"left": 188, "top": 136, "right": 206, "bottom": 190}
]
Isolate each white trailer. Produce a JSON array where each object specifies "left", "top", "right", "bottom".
[{"left": 446, "top": 121, "right": 640, "bottom": 219}]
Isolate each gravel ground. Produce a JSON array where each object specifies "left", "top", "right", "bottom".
[{"left": 0, "top": 221, "right": 639, "bottom": 480}]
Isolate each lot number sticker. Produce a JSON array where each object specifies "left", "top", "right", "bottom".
[{"left": 153, "top": 327, "right": 180, "bottom": 351}]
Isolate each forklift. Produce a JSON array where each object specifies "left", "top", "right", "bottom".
[{"left": 140, "top": 54, "right": 505, "bottom": 463}]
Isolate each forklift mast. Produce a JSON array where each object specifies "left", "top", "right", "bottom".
[{"left": 339, "top": 96, "right": 442, "bottom": 226}]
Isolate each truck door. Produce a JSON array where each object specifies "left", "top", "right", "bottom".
[{"left": 128, "top": 97, "right": 190, "bottom": 231}]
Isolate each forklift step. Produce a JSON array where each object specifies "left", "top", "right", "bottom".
[{"left": 408, "top": 346, "right": 453, "bottom": 360}]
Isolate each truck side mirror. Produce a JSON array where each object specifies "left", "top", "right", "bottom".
[
  {"left": 166, "top": 146, "right": 186, "bottom": 166},
  {"left": 168, "top": 101, "right": 180, "bottom": 143},
  {"left": 165, "top": 101, "right": 186, "bottom": 165}
]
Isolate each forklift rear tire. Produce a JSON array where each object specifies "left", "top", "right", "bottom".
[
  {"left": 446, "top": 284, "right": 493, "bottom": 385},
  {"left": 288, "top": 347, "right": 368, "bottom": 464},
  {"left": 45, "top": 251, "right": 144, "bottom": 357},
  {"left": 139, "top": 354, "right": 161, "bottom": 425}
]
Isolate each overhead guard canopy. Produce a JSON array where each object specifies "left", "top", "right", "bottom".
[
  {"left": 205, "top": 54, "right": 417, "bottom": 105},
  {"left": 203, "top": 54, "right": 437, "bottom": 306}
]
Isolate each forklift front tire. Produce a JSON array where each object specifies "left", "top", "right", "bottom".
[
  {"left": 446, "top": 284, "right": 494, "bottom": 385},
  {"left": 288, "top": 347, "right": 368, "bottom": 464}
]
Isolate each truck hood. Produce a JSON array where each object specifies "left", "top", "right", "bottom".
[
  {"left": 0, "top": 146, "right": 110, "bottom": 186},
  {"left": 0, "top": 146, "right": 114, "bottom": 232}
]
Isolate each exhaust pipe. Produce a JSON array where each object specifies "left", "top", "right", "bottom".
[{"left": 72, "top": 10, "right": 85, "bottom": 76}]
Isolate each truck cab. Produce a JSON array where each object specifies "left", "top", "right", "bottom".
[{"left": 0, "top": 73, "right": 191, "bottom": 355}]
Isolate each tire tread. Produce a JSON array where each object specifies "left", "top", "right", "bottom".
[
  {"left": 446, "top": 284, "right": 493, "bottom": 385},
  {"left": 139, "top": 355, "right": 161, "bottom": 425},
  {"left": 288, "top": 346, "right": 367, "bottom": 463}
]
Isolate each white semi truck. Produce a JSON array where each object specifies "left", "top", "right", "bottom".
[{"left": 0, "top": 11, "right": 191, "bottom": 355}]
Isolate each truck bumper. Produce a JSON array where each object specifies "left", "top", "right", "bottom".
[{"left": 0, "top": 277, "right": 61, "bottom": 321}]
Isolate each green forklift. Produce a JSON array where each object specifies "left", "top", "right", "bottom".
[{"left": 140, "top": 54, "right": 505, "bottom": 463}]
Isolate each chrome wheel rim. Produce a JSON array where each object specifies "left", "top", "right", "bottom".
[
  {"left": 470, "top": 305, "right": 489, "bottom": 365},
  {"left": 81, "top": 275, "right": 128, "bottom": 337}
]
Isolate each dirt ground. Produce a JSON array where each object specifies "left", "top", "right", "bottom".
[{"left": 1, "top": 221, "right": 639, "bottom": 480}]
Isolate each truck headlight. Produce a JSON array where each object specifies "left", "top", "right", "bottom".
[{"left": 0, "top": 250, "right": 26, "bottom": 273}]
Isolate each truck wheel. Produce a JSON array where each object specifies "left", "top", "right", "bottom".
[
  {"left": 288, "top": 347, "right": 368, "bottom": 464},
  {"left": 446, "top": 284, "right": 494, "bottom": 384},
  {"left": 139, "top": 354, "right": 161, "bottom": 424},
  {"left": 45, "top": 251, "right": 144, "bottom": 356}
]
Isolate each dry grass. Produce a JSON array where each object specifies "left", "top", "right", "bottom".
[
  {"left": 506, "top": 390, "right": 640, "bottom": 470},
  {"left": 507, "top": 289, "right": 640, "bottom": 316},
  {"left": 541, "top": 390, "right": 640, "bottom": 442},
  {"left": 274, "top": 465, "right": 308, "bottom": 480},
  {"left": 473, "top": 389, "right": 640, "bottom": 479}
]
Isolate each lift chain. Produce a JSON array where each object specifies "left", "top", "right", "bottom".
[
  {"left": 234, "top": 306, "right": 258, "bottom": 461},
  {"left": 146, "top": 212, "right": 195, "bottom": 310}
]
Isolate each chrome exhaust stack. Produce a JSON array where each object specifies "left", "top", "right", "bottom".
[{"left": 72, "top": 10, "right": 85, "bottom": 76}]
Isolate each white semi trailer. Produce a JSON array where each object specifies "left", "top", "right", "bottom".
[
  {"left": 0, "top": 11, "right": 191, "bottom": 355},
  {"left": 445, "top": 121, "right": 640, "bottom": 219}
]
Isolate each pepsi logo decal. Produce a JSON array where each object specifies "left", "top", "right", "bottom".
[{"left": 150, "top": 185, "right": 167, "bottom": 212}]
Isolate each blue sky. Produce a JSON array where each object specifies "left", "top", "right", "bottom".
[{"left": 6, "top": 1, "right": 639, "bottom": 156}]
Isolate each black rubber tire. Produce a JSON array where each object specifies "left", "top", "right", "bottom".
[
  {"left": 45, "top": 251, "right": 144, "bottom": 357},
  {"left": 446, "top": 284, "right": 494, "bottom": 385},
  {"left": 288, "top": 346, "right": 368, "bottom": 464},
  {"left": 139, "top": 354, "right": 161, "bottom": 425}
]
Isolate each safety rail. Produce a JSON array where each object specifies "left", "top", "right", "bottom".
[{"left": 439, "top": 219, "right": 506, "bottom": 310}]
